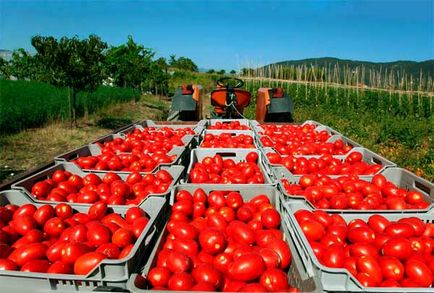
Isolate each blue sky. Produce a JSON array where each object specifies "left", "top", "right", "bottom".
[{"left": 0, "top": 0, "right": 433, "bottom": 70}]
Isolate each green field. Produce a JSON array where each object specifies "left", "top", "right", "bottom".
[
  {"left": 0, "top": 79, "right": 140, "bottom": 134},
  {"left": 243, "top": 79, "right": 434, "bottom": 181}
]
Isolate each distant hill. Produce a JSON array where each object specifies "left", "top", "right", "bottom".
[{"left": 270, "top": 57, "right": 434, "bottom": 78}]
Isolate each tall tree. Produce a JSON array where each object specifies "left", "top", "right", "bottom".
[
  {"left": 105, "top": 36, "right": 154, "bottom": 89},
  {"left": 169, "top": 55, "right": 198, "bottom": 72},
  {"left": 31, "top": 35, "right": 107, "bottom": 125}
]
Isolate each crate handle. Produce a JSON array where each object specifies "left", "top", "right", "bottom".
[
  {"left": 415, "top": 181, "right": 431, "bottom": 195},
  {"left": 372, "top": 157, "right": 383, "bottom": 165},
  {"left": 215, "top": 152, "right": 237, "bottom": 157},
  {"left": 94, "top": 286, "right": 128, "bottom": 292},
  {"left": 144, "top": 225, "right": 158, "bottom": 246}
]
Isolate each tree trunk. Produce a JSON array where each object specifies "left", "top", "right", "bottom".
[{"left": 69, "top": 87, "right": 77, "bottom": 127}]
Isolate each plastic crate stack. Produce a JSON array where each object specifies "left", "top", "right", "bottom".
[
  {"left": 0, "top": 120, "right": 206, "bottom": 291},
  {"left": 253, "top": 120, "right": 434, "bottom": 292},
  {"left": 128, "top": 118, "right": 316, "bottom": 292}
]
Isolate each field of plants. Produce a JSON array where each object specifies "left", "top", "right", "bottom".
[
  {"left": 243, "top": 79, "right": 434, "bottom": 181},
  {"left": 0, "top": 79, "right": 140, "bottom": 134}
]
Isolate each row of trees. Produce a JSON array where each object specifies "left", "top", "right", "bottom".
[
  {"left": 0, "top": 35, "right": 198, "bottom": 124},
  {"left": 207, "top": 69, "right": 236, "bottom": 75}
]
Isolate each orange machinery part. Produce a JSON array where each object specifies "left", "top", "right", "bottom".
[
  {"left": 211, "top": 89, "right": 251, "bottom": 115},
  {"left": 256, "top": 88, "right": 272, "bottom": 122}
]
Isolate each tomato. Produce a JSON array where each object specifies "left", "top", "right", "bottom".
[
  {"left": 61, "top": 243, "right": 89, "bottom": 264},
  {"left": 112, "top": 228, "right": 134, "bottom": 248},
  {"left": 356, "top": 272, "right": 379, "bottom": 287},
  {"left": 350, "top": 243, "right": 378, "bottom": 257},
  {"left": 347, "top": 227, "right": 375, "bottom": 244},
  {"left": 192, "top": 263, "right": 223, "bottom": 289},
  {"left": 86, "top": 224, "right": 111, "bottom": 246},
  {"left": 47, "top": 261, "right": 72, "bottom": 274},
  {"left": 191, "top": 282, "right": 215, "bottom": 291},
  {"left": 378, "top": 256, "right": 404, "bottom": 281},
  {"left": 207, "top": 213, "right": 228, "bottom": 231},
  {"left": 31, "top": 182, "right": 51, "bottom": 199},
  {"left": 33, "top": 205, "right": 55, "bottom": 226},
  {"left": 226, "top": 192, "right": 244, "bottom": 209},
  {"left": 166, "top": 251, "right": 192, "bottom": 273},
  {"left": 405, "top": 259, "right": 433, "bottom": 287},
  {"left": 119, "top": 244, "right": 134, "bottom": 259},
  {"left": 384, "top": 222, "right": 415, "bottom": 238},
  {"left": 213, "top": 252, "right": 233, "bottom": 272},
  {"left": 12, "top": 215, "right": 37, "bottom": 236},
  {"left": 299, "top": 219, "right": 325, "bottom": 241},
  {"left": 55, "top": 203, "right": 73, "bottom": 220},
  {"left": 382, "top": 238, "right": 413, "bottom": 260},
  {"left": 199, "top": 228, "right": 226, "bottom": 255},
  {"left": 266, "top": 239, "right": 292, "bottom": 269},
  {"left": 0, "top": 259, "right": 17, "bottom": 271},
  {"left": 20, "top": 259, "right": 50, "bottom": 273},
  {"left": 259, "top": 268, "right": 289, "bottom": 292},
  {"left": 238, "top": 283, "right": 268, "bottom": 292},
  {"left": 96, "top": 243, "right": 121, "bottom": 259},
  {"left": 167, "top": 272, "right": 194, "bottom": 290},
  {"left": 356, "top": 256, "right": 383, "bottom": 284},
  {"left": 398, "top": 217, "right": 425, "bottom": 236},
  {"left": 321, "top": 244, "right": 345, "bottom": 268},
  {"left": 168, "top": 222, "right": 198, "bottom": 240},
  {"left": 227, "top": 253, "right": 265, "bottom": 282},
  {"left": 173, "top": 238, "right": 199, "bottom": 257},
  {"left": 367, "top": 214, "right": 390, "bottom": 234},
  {"left": 228, "top": 221, "right": 256, "bottom": 245},
  {"left": 148, "top": 267, "right": 171, "bottom": 287},
  {"left": 246, "top": 152, "right": 259, "bottom": 163},
  {"left": 8, "top": 243, "right": 47, "bottom": 266},
  {"left": 132, "top": 217, "right": 149, "bottom": 238},
  {"left": 260, "top": 209, "right": 281, "bottom": 229},
  {"left": 87, "top": 202, "right": 107, "bottom": 220},
  {"left": 74, "top": 252, "right": 106, "bottom": 275}
]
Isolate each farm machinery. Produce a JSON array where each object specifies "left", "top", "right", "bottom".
[{"left": 169, "top": 77, "right": 294, "bottom": 122}]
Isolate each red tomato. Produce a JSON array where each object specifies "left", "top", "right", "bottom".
[
  {"left": 96, "top": 243, "right": 121, "bottom": 259},
  {"left": 227, "top": 253, "right": 265, "bottom": 282},
  {"left": 33, "top": 205, "right": 55, "bottom": 226},
  {"left": 167, "top": 272, "right": 194, "bottom": 290},
  {"left": 246, "top": 152, "right": 259, "bottom": 163},
  {"left": 405, "top": 259, "right": 433, "bottom": 287},
  {"left": 199, "top": 228, "right": 226, "bottom": 255},
  {"left": 367, "top": 215, "right": 390, "bottom": 234},
  {"left": 0, "top": 259, "right": 17, "bottom": 271},
  {"left": 299, "top": 219, "right": 325, "bottom": 241},
  {"left": 321, "top": 244, "right": 345, "bottom": 268},
  {"left": 379, "top": 256, "right": 404, "bottom": 281},
  {"left": 55, "top": 203, "right": 73, "bottom": 219},
  {"left": 86, "top": 224, "right": 111, "bottom": 246},
  {"left": 192, "top": 263, "right": 223, "bottom": 289},
  {"left": 112, "top": 228, "right": 134, "bottom": 248},
  {"left": 166, "top": 251, "right": 192, "bottom": 273},
  {"left": 259, "top": 268, "right": 289, "bottom": 292},
  {"left": 382, "top": 238, "right": 413, "bottom": 260},
  {"left": 60, "top": 243, "right": 89, "bottom": 264},
  {"left": 356, "top": 256, "right": 383, "bottom": 285},
  {"left": 20, "top": 259, "right": 50, "bottom": 273},
  {"left": 261, "top": 209, "right": 281, "bottom": 229},
  {"left": 347, "top": 227, "right": 375, "bottom": 244},
  {"left": 47, "top": 261, "right": 72, "bottom": 274},
  {"left": 74, "top": 252, "right": 106, "bottom": 275},
  {"left": 8, "top": 243, "right": 47, "bottom": 266},
  {"left": 87, "top": 202, "right": 107, "bottom": 220},
  {"left": 147, "top": 267, "right": 171, "bottom": 287}
]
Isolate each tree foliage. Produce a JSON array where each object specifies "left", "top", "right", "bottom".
[
  {"left": 169, "top": 55, "right": 198, "bottom": 72},
  {"left": 31, "top": 35, "right": 108, "bottom": 124}
]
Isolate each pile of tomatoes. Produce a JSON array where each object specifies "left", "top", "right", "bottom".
[
  {"left": 261, "top": 137, "right": 352, "bottom": 156},
  {"left": 207, "top": 121, "right": 250, "bottom": 130},
  {"left": 294, "top": 209, "right": 434, "bottom": 287},
  {"left": 189, "top": 152, "right": 266, "bottom": 184},
  {"left": 30, "top": 169, "right": 173, "bottom": 205},
  {"left": 200, "top": 133, "right": 255, "bottom": 149},
  {"left": 144, "top": 188, "right": 298, "bottom": 292},
  {"left": 0, "top": 202, "right": 150, "bottom": 275},
  {"left": 268, "top": 151, "right": 383, "bottom": 176},
  {"left": 70, "top": 127, "right": 194, "bottom": 173},
  {"left": 72, "top": 151, "right": 178, "bottom": 173},
  {"left": 282, "top": 173, "right": 429, "bottom": 210}
]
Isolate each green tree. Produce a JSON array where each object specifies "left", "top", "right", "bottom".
[
  {"left": 218, "top": 69, "right": 226, "bottom": 75},
  {"left": 207, "top": 69, "right": 215, "bottom": 74},
  {"left": 148, "top": 57, "right": 170, "bottom": 95},
  {"left": 31, "top": 35, "right": 107, "bottom": 125},
  {"left": 230, "top": 69, "right": 236, "bottom": 75},
  {"left": 169, "top": 55, "right": 198, "bottom": 72},
  {"left": 105, "top": 36, "right": 154, "bottom": 89},
  {"left": 0, "top": 58, "right": 11, "bottom": 79}
]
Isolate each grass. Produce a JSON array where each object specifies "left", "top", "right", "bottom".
[
  {"left": 0, "top": 94, "right": 170, "bottom": 183},
  {"left": 0, "top": 79, "right": 141, "bottom": 134}
]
